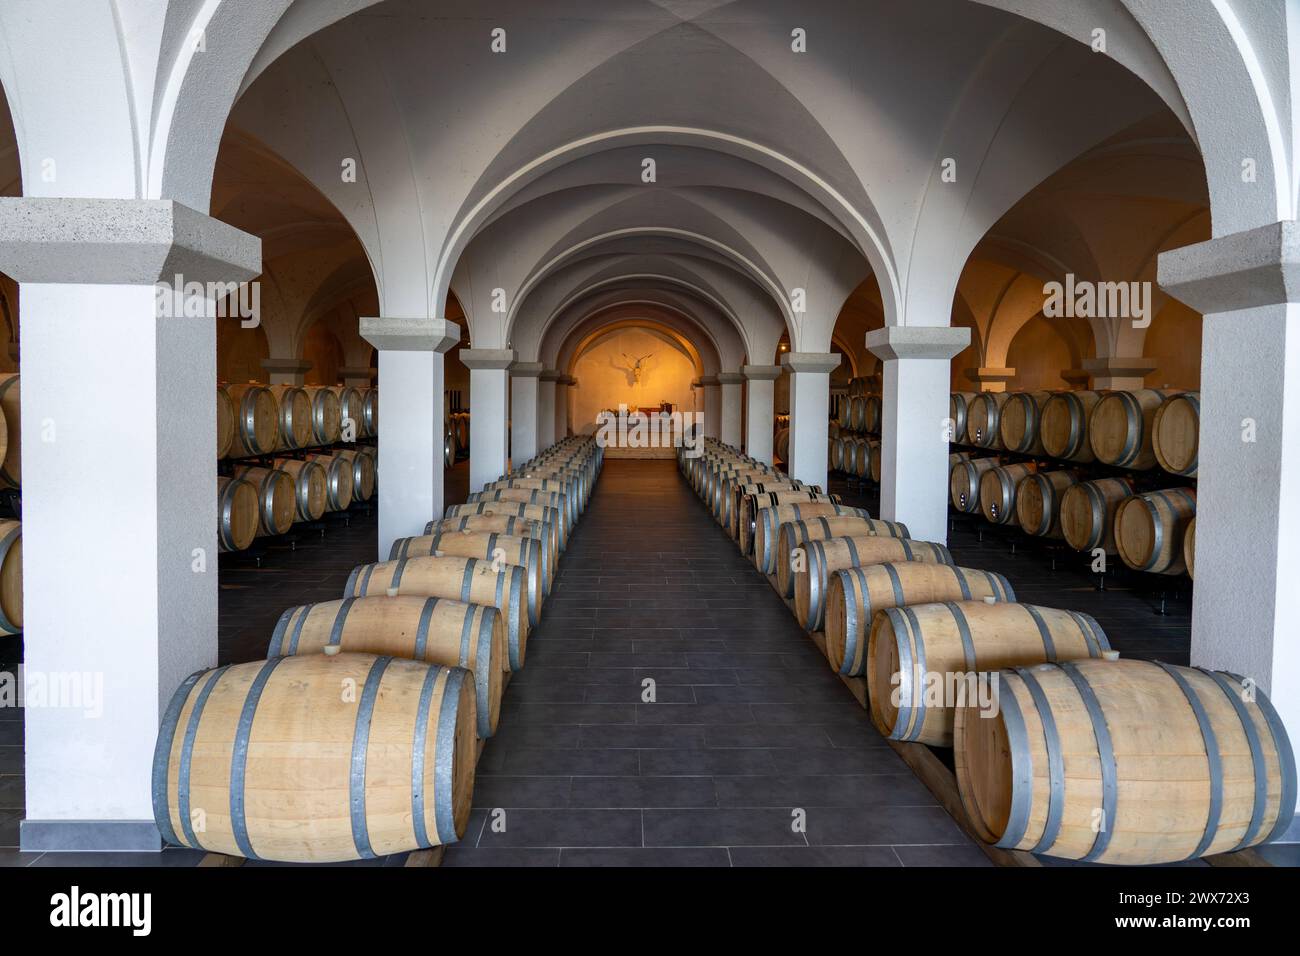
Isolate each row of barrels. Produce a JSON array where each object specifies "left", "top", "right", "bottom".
[
  {"left": 836, "top": 394, "right": 882, "bottom": 435},
  {"left": 216, "top": 447, "right": 377, "bottom": 552},
  {"left": 447, "top": 411, "right": 471, "bottom": 464},
  {"left": 949, "top": 453, "right": 1197, "bottom": 575},
  {"left": 217, "top": 383, "right": 378, "bottom": 459},
  {"left": 951, "top": 388, "right": 1200, "bottom": 476},
  {"left": 679, "top": 438, "right": 1295, "bottom": 865},
  {"left": 153, "top": 435, "right": 602, "bottom": 862}
]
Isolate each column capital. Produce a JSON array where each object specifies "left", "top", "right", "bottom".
[
  {"left": 742, "top": 364, "right": 783, "bottom": 381},
  {"left": 540, "top": 369, "right": 564, "bottom": 382},
  {"left": 338, "top": 365, "right": 377, "bottom": 382},
  {"left": 556, "top": 374, "right": 577, "bottom": 387},
  {"left": 780, "top": 351, "right": 841, "bottom": 374},
  {"left": 1082, "top": 356, "right": 1156, "bottom": 390},
  {"left": 361, "top": 316, "right": 460, "bottom": 353},
  {"left": 696, "top": 375, "right": 720, "bottom": 387},
  {"left": 717, "top": 372, "right": 745, "bottom": 385},
  {"left": 261, "top": 358, "right": 312, "bottom": 377},
  {"left": 962, "top": 366, "right": 1015, "bottom": 389},
  {"left": 510, "top": 361, "right": 545, "bottom": 378},
  {"left": 0, "top": 197, "right": 260, "bottom": 285},
  {"left": 460, "top": 348, "right": 516, "bottom": 370},
  {"left": 1159, "top": 220, "right": 1300, "bottom": 313},
  {"left": 866, "top": 326, "right": 969, "bottom": 361}
]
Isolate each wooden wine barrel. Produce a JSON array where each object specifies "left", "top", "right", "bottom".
[
  {"left": 1152, "top": 391, "right": 1200, "bottom": 477},
  {"left": 863, "top": 395, "right": 882, "bottom": 435},
  {"left": 1184, "top": 515, "right": 1197, "bottom": 579},
  {"left": 774, "top": 515, "right": 910, "bottom": 599},
  {"left": 954, "top": 658, "right": 1297, "bottom": 865},
  {"left": 1059, "top": 477, "right": 1134, "bottom": 553},
  {"left": 153, "top": 653, "right": 476, "bottom": 861},
  {"left": 871, "top": 601, "right": 1109, "bottom": 747},
  {"left": 965, "top": 392, "right": 1008, "bottom": 448},
  {"left": 1089, "top": 388, "right": 1171, "bottom": 469},
  {"left": 336, "top": 448, "right": 376, "bottom": 502},
  {"left": 949, "top": 392, "right": 977, "bottom": 444},
  {"left": 488, "top": 477, "right": 579, "bottom": 528},
  {"left": 1016, "top": 470, "right": 1079, "bottom": 538},
  {"left": 217, "top": 475, "right": 259, "bottom": 552},
  {"left": 753, "top": 502, "right": 874, "bottom": 575},
  {"left": 424, "top": 514, "right": 556, "bottom": 584},
  {"left": 304, "top": 385, "right": 342, "bottom": 445},
  {"left": 454, "top": 412, "right": 470, "bottom": 451},
  {"left": 444, "top": 418, "right": 457, "bottom": 468},
  {"left": 846, "top": 396, "right": 864, "bottom": 432},
  {"left": 361, "top": 386, "right": 378, "bottom": 437},
  {"left": 998, "top": 391, "right": 1051, "bottom": 454},
  {"left": 978, "top": 462, "right": 1038, "bottom": 526},
  {"left": 442, "top": 501, "right": 566, "bottom": 552},
  {"left": 795, "top": 535, "right": 953, "bottom": 631},
  {"left": 0, "top": 373, "right": 18, "bottom": 488},
  {"left": 774, "top": 427, "right": 790, "bottom": 464},
  {"left": 225, "top": 384, "right": 279, "bottom": 458},
  {"left": 469, "top": 488, "right": 571, "bottom": 537},
  {"left": 307, "top": 452, "right": 354, "bottom": 512},
  {"left": 515, "top": 464, "right": 589, "bottom": 509},
  {"left": 269, "top": 596, "right": 504, "bottom": 739},
  {"left": 867, "top": 440, "right": 882, "bottom": 483},
  {"left": 230, "top": 465, "right": 297, "bottom": 536},
  {"left": 216, "top": 386, "right": 235, "bottom": 459},
  {"left": 731, "top": 481, "right": 808, "bottom": 540},
  {"left": 0, "top": 519, "right": 22, "bottom": 634},
  {"left": 388, "top": 530, "right": 545, "bottom": 624},
  {"left": 333, "top": 385, "right": 364, "bottom": 439},
  {"left": 266, "top": 384, "right": 313, "bottom": 450},
  {"left": 346, "top": 555, "right": 529, "bottom": 670},
  {"left": 850, "top": 437, "right": 871, "bottom": 479},
  {"left": 949, "top": 457, "right": 1000, "bottom": 513},
  {"left": 743, "top": 491, "right": 841, "bottom": 556},
  {"left": 949, "top": 451, "right": 971, "bottom": 468},
  {"left": 1039, "top": 390, "right": 1102, "bottom": 462},
  {"left": 1114, "top": 487, "right": 1197, "bottom": 574},
  {"left": 825, "top": 563, "right": 1014, "bottom": 677},
  {"left": 274, "top": 457, "right": 328, "bottom": 522}
]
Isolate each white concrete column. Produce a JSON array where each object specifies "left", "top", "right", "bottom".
[
  {"left": 510, "top": 362, "right": 544, "bottom": 466},
  {"left": 261, "top": 358, "right": 312, "bottom": 386},
  {"left": 1161, "top": 222, "right": 1300, "bottom": 805},
  {"left": 462, "top": 348, "right": 514, "bottom": 492},
  {"left": 698, "top": 376, "right": 721, "bottom": 441},
  {"left": 0, "top": 198, "right": 259, "bottom": 851},
  {"left": 743, "top": 365, "right": 781, "bottom": 464},
  {"left": 868, "top": 327, "right": 969, "bottom": 545},
  {"left": 781, "top": 352, "right": 840, "bottom": 489},
  {"left": 361, "top": 317, "right": 459, "bottom": 561},
  {"left": 538, "top": 370, "right": 559, "bottom": 451},
  {"left": 718, "top": 372, "right": 745, "bottom": 449},
  {"left": 339, "top": 365, "right": 376, "bottom": 388}
]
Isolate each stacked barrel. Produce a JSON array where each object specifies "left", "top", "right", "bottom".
[
  {"left": 155, "top": 434, "right": 602, "bottom": 863},
  {"left": 828, "top": 378, "right": 882, "bottom": 481},
  {"left": 949, "top": 388, "right": 1200, "bottom": 578},
  {"left": 679, "top": 436, "right": 1295, "bottom": 865},
  {"left": 0, "top": 372, "right": 21, "bottom": 635},
  {"left": 217, "top": 382, "right": 378, "bottom": 552}
]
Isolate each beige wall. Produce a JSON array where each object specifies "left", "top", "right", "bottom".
[
  {"left": 1143, "top": 299, "right": 1202, "bottom": 390},
  {"left": 571, "top": 327, "right": 697, "bottom": 434},
  {"left": 1005, "top": 314, "right": 1076, "bottom": 391}
]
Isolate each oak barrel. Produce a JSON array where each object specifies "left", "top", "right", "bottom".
[
  {"left": 345, "top": 555, "right": 529, "bottom": 670},
  {"left": 1089, "top": 388, "right": 1170, "bottom": 469},
  {"left": 1152, "top": 391, "right": 1200, "bottom": 477},
  {"left": 216, "top": 386, "right": 235, "bottom": 459},
  {"left": 1114, "top": 487, "right": 1197, "bottom": 574},
  {"left": 230, "top": 465, "right": 297, "bottom": 536},
  {"left": 337, "top": 448, "right": 376, "bottom": 502},
  {"left": 269, "top": 596, "right": 504, "bottom": 738},
  {"left": 774, "top": 514, "right": 910, "bottom": 599},
  {"left": 0, "top": 519, "right": 22, "bottom": 634},
  {"left": 1040, "top": 390, "right": 1102, "bottom": 462},
  {"left": 488, "top": 477, "right": 579, "bottom": 527},
  {"left": 333, "top": 385, "right": 364, "bottom": 439},
  {"left": 978, "top": 462, "right": 1038, "bottom": 526},
  {"left": 1184, "top": 515, "right": 1197, "bottom": 579},
  {"left": 425, "top": 514, "right": 557, "bottom": 580},
  {"left": 153, "top": 653, "right": 477, "bottom": 861},
  {"left": 361, "top": 386, "right": 378, "bottom": 437},
  {"left": 225, "top": 384, "right": 279, "bottom": 458},
  {"left": 307, "top": 452, "right": 355, "bottom": 512},
  {"left": 870, "top": 601, "right": 1109, "bottom": 747},
  {"left": 442, "top": 501, "right": 566, "bottom": 551},
  {"left": 732, "top": 481, "right": 808, "bottom": 540},
  {"left": 744, "top": 491, "right": 841, "bottom": 556},
  {"left": 217, "top": 476, "right": 259, "bottom": 552},
  {"left": 753, "top": 502, "right": 873, "bottom": 575},
  {"left": 949, "top": 392, "right": 976, "bottom": 442},
  {"left": 444, "top": 418, "right": 457, "bottom": 468},
  {"left": 949, "top": 457, "right": 1000, "bottom": 513},
  {"left": 389, "top": 530, "right": 545, "bottom": 623},
  {"left": 0, "top": 374, "right": 18, "bottom": 487},
  {"left": 274, "top": 457, "right": 328, "bottom": 522},
  {"left": 266, "top": 384, "right": 313, "bottom": 450},
  {"left": 825, "top": 563, "right": 1013, "bottom": 678},
  {"left": 774, "top": 427, "right": 790, "bottom": 464},
  {"left": 304, "top": 385, "right": 342, "bottom": 445},
  {"left": 1059, "top": 477, "right": 1134, "bottom": 553},
  {"left": 965, "top": 392, "right": 1008, "bottom": 448},
  {"left": 468, "top": 488, "right": 572, "bottom": 537},
  {"left": 954, "top": 658, "right": 1297, "bottom": 865},
  {"left": 795, "top": 535, "right": 953, "bottom": 631},
  {"left": 1016, "top": 470, "right": 1079, "bottom": 538},
  {"left": 998, "top": 391, "right": 1051, "bottom": 454}
]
